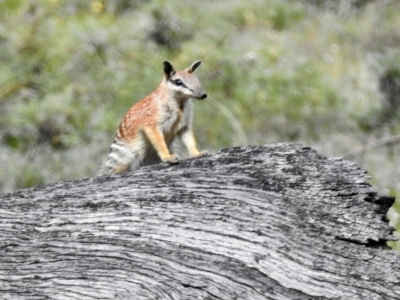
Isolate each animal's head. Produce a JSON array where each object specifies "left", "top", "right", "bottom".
[{"left": 163, "top": 60, "right": 207, "bottom": 100}]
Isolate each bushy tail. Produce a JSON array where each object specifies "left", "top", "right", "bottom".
[
  {"left": 97, "top": 162, "right": 117, "bottom": 176},
  {"left": 97, "top": 137, "right": 136, "bottom": 176}
]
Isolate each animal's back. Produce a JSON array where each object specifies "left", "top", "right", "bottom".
[{"left": 98, "top": 94, "right": 160, "bottom": 175}]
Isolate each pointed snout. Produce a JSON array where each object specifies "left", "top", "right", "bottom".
[
  {"left": 193, "top": 90, "right": 207, "bottom": 100},
  {"left": 200, "top": 92, "right": 207, "bottom": 100},
  {"left": 188, "top": 81, "right": 207, "bottom": 100}
]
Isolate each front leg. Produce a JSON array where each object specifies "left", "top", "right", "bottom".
[
  {"left": 180, "top": 127, "right": 208, "bottom": 158},
  {"left": 143, "top": 126, "right": 179, "bottom": 164}
]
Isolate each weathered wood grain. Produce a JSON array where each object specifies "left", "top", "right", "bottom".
[{"left": 0, "top": 143, "right": 398, "bottom": 299}]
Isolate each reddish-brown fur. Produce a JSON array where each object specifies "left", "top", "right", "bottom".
[{"left": 97, "top": 60, "right": 208, "bottom": 176}]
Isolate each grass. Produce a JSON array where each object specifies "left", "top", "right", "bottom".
[{"left": 1, "top": 0, "right": 400, "bottom": 248}]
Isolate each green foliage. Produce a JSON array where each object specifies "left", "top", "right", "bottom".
[
  {"left": 16, "top": 165, "right": 45, "bottom": 189},
  {"left": 227, "top": 1, "right": 305, "bottom": 31}
]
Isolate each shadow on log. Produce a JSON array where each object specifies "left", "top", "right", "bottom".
[{"left": 0, "top": 143, "right": 399, "bottom": 299}]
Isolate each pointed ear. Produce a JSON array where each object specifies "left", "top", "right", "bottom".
[
  {"left": 186, "top": 60, "right": 202, "bottom": 74},
  {"left": 163, "top": 61, "right": 175, "bottom": 79}
]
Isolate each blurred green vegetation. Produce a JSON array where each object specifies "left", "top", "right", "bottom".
[{"left": 1, "top": 0, "right": 400, "bottom": 248}]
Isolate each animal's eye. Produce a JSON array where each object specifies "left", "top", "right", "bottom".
[{"left": 174, "top": 79, "right": 183, "bottom": 86}]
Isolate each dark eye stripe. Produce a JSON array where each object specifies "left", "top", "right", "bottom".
[{"left": 170, "top": 78, "right": 188, "bottom": 88}]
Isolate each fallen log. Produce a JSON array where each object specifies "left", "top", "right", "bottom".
[{"left": 0, "top": 143, "right": 398, "bottom": 299}]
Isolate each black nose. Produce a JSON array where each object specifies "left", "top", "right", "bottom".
[{"left": 200, "top": 93, "right": 207, "bottom": 99}]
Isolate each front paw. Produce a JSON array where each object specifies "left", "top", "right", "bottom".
[
  {"left": 165, "top": 154, "right": 180, "bottom": 165},
  {"left": 195, "top": 150, "right": 209, "bottom": 157}
]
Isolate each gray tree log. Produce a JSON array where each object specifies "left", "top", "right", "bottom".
[{"left": 0, "top": 143, "right": 398, "bottom": 300}]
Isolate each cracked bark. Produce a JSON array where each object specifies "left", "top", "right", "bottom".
[{"left": 0, "top": 143, "right": 398, "bottom": 300}]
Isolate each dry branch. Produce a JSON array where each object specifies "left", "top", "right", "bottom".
[
  {"left": 0, "top": 143, "right": 398, "bottom": 300},
  {"left": 344, "top": 134, "right": 400, "bottom": 159}
]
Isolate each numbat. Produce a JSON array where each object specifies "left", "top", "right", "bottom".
[{"left": 98, "top": 60, "right": 208, "bottom": 176}]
